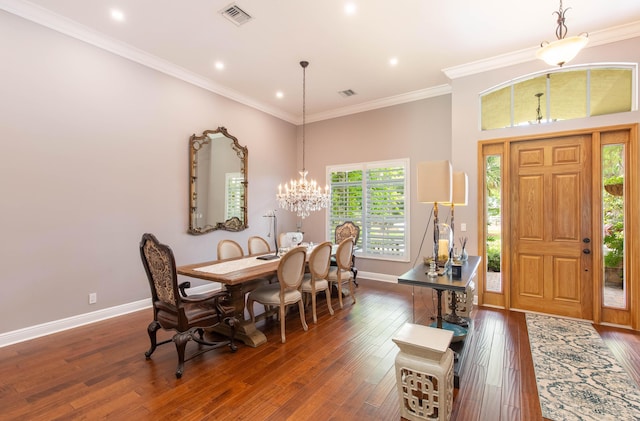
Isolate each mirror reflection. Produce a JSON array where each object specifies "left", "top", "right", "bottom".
[{"left": 188, "top": 127, "right": 248, "bottom": 234}]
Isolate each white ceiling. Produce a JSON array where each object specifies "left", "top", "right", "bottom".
[{"left": 4, "top": 0, "right": 640, "bottom": 123}]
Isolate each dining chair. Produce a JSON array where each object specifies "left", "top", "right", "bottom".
[
  {"left": 217, "top": 239, "right": 244, "bottom": 260},
  {"left": 301, "top": 241, "right": 334, "bottom": 323},
  {"left": 246, "top": 246, "right": 309, "bottom": 343},
  {"left": 248, "top": 236, "right": 271, "bottom": 255},
  {"left": 332, "top": 221, "right": 359, "bottom": 285},
  {"left": 328, "top": 236, "right": 356, "bottom": 309},
  {"left": 140, "top": 233, "right": 237, "bottom": 378},
  {"left": 278, "top": 232, "right": 288, "bottom": 248}
]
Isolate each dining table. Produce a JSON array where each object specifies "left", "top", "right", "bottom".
[{"left": 177, "top": 245, "right": 329, "bottom": 347}]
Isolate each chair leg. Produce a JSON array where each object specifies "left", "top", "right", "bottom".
[
  {"left": 349, "top": 278, "right": 356, "bottom": 304},
  {"left": 145, "top": 320, "right": 161, "bottom": 358},
  {"left": 311, "top": 290, "right": 318, "bottom": 323},
  {"left": 173, "top": 331, "right": 192, "bottom": 379},
  {"left": 337, "top": 276, "right": 344, "bottom": 309},
  {"left": 324, "top": 288, "right": 334, "bottom": 316},
  {"left": 298, "top": 300, "right": 308, "bottom": 332},
  {"left": 279, "top": 306, "right": 286, "bottom": 343}
]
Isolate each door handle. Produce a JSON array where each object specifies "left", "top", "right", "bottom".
[
  {"left": 583, "top": 248, "right": 591, "bottom": 255},
  {"left": 583, "top": 238, "right": 591, "bottom": 243}
]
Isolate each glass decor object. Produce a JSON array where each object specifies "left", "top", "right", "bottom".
[{"left": 437, "top": 222, "right": 453, "bottom": 274}]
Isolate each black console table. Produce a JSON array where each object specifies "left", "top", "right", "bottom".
[{"left": 397, "top": 256, "right": 481, "bottom": 388}]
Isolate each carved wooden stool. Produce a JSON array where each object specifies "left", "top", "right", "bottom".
[{"left": 392, "top": 323, "right": 454, "bottom": 421}]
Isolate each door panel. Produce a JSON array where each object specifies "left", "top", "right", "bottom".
[{"left": 511, "top": 135, "right": 592, "bottom": 319}]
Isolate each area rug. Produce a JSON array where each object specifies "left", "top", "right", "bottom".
[{"left": 525, "top": 313, "right": 640, "bottom": 420}]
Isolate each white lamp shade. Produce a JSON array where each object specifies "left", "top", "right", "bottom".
[
  {"left": 417, "top": 160, "right": 452, "bottom": 204},
  {"left": 443, "top": 171, "right": 468, "bottom": 206},
  {"left": 536, "top": 34, "right": 588, "bottom": 66}
]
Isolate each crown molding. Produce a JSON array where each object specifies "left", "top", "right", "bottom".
[
  {"left": 306, "top": 84, "right": 452, "bottom": 123},
  {"left": 0, "top": 0, "right": 298, "bottom": 124},
  {"left": 3, "top": 0, "right": 638, "bottom": 123},
  {"left": 443, "top": 20, "right": 640, "bottom": 80}
]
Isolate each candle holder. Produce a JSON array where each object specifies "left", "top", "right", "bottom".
[{"left": 436, "top": 222, "right": 453, "bottom": 270}]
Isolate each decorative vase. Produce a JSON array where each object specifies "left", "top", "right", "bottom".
[{"left": 460, "top": 248, "right": 468, "bottom": 261}]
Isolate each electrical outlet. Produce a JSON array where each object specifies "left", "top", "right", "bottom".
[
  {"left": 460, "top": 223, "right": 467, "bottom": 232},
  {"left": 89, "top": 293, "right": 97, "bottom": 304}
]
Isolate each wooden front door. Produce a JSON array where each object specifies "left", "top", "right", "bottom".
[{"left": 510, "top": 135, "right": 593, "bottom": 319}]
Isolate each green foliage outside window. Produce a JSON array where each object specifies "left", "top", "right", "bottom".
[
  {"left": 602, "top": 145, "right": 624, "bottom": 270},
  {"left": 485, "top": 156, "right": 502, "bottom": 273},
  {"left": 486, "top": 235, "right": 501, "bottom": 272}
]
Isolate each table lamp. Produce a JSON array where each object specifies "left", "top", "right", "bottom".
[
  {"left": 417, "top": 160, "right": 452, "bottom": 277},
  {"left": 443, "top": 172, "right": 469, "bottom": 326}
]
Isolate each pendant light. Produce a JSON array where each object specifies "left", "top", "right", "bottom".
[
  {"left": 276, "top": 61, "right": 330, "bottom": 219},
  {"left": 536, "top": 0, "right": 588, "bottom": 67}
]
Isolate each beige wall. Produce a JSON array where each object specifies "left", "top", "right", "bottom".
[
  {"left": 300, "top": 96, "right": 452, "bottom": 278},
  {"left": 0, "top": 11, "right": 298, "bottom": 333}
]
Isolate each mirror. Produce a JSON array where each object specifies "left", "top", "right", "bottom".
[{"left": 188, "top": 127, "right": 248, "bottom": 234}]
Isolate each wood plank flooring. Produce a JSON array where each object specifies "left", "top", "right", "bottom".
[{"left": 1, "top": 279, "right": 639, "bottom": 420}]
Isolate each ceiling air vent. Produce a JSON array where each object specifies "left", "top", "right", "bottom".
[
  {"left": 220, "top": 3, "right": 252, "bottom": 26},
  {"left": 338, "top": 89, "right": 357, "bottom": 98}
]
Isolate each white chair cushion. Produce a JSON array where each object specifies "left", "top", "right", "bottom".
[
  {"left": 249, "top": 283, "right": 302, "bottom": 306},
  {"left": 301, "top": 278, "right": 329, "bottom": 292},
  {"left": 327, "top": 267, "right": 353, "bottom": 280}
]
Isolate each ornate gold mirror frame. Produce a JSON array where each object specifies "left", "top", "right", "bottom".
[{"left": 188, "top": 127, "right": 248, "bottom": 234}]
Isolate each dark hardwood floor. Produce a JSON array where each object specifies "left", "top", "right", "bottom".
[{"left": 2, "top": 279, "right": 639, "bottom": 420}]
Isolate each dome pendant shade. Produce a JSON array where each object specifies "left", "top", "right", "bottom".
[{"left": 536, "top": 34, "right": 588, "bottom": 66}]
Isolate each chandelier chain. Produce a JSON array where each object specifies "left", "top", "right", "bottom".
[{"left": 302, "top": 61, "right": 306, "bottom": 171}]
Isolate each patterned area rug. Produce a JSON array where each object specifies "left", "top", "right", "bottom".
[{"left": 526, "top": 313, "right": 640, "bottom": 420}]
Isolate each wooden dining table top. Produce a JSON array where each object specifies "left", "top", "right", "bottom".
[
  {"left": 177, "top": 243, "right": 338, "bottom": 286},
  {"left": 177, "top": 254, "right": 280, "bottom": 285}
]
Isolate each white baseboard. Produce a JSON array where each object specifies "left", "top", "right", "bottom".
[
  {"left": 1, "top": 273, "right": 399, "bottom": 348},
  {"left": 0, "top": 284, "right": 220, "bottom": 348},
  {"left": 358, "top": 271, "right": 398, "bottom": 283}
]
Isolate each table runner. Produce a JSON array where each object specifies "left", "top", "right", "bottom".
[{"left": 194, "top": 256, "right": 277, "bottom": 275}]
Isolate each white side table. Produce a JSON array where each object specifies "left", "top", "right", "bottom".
[
  {"left": 445, "top": 279, "right": 476, "bottom": 319},
  {"left": 392, "top": 323, "right": 454, "bottom": 421}
]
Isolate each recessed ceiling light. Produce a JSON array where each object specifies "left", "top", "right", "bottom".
[
  {"left": 215, "top": 61, "right": 225, "bottom": 70},
  {"left": 389, "top": 57, "right": 398, "bottom": 66},
  {"left": 276, "top": 91, "right": 284, "bottom": 99},
  {"left": 344, "top": 2, "right": 357, "bottom": 15},
  {"left": 110, "top": 9, "right": 125, "bottom": 22}
]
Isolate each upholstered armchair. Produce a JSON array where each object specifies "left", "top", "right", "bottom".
[
  {"left": 301, "top": 241, "right": 334, "bottom": 323},
  {"left": 246, "top": 246, "right": 309, "bottom": 343},
  {"left": 217, "top": 239, "right": 244, "bottom": 260},
  {"left": 248, "top": 236, "right": 271, "bottom": 255},
  {"left": 332, "top": 221, "right": 359, "bottom": 284},
  {"left": 328, "top": 236, "right": 357, "bottom": 309},
  {"left": 140, "top": 233, "right": 237, "bottom": 378}
]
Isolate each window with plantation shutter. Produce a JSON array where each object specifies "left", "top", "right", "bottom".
[
  {"left": 327, "top": 159, "right": 409, "bottom": 261},
  {"left": 225, "top": 172, "right": 244, "bottom": 220}
]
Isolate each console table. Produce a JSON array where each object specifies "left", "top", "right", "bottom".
[{"left": 397, "top": 255, "right": 481, "bottom": 388}]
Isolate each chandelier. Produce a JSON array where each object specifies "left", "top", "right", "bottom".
[
  {"left": 536, "top": 0, "right": 588, "bottom": 67},
  {"left": 277, "top": 61, "right": 330, "bottom": 219}
]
